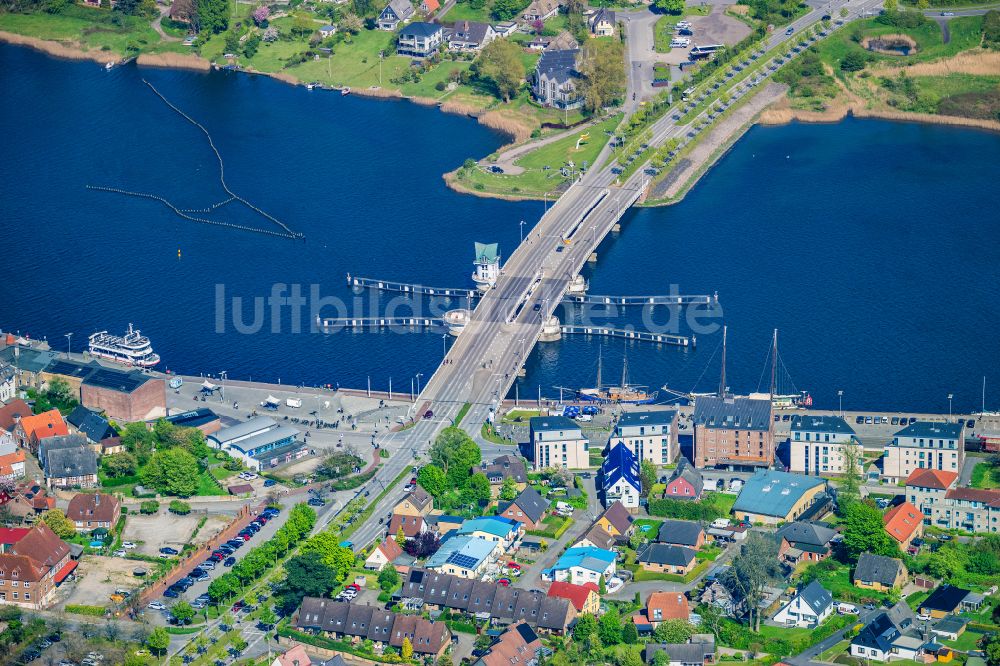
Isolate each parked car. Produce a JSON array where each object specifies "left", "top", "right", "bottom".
[
  {"left": 122, "top": 541, "right": 137, "bottom": 549},
  {"left": 263, "top": 478, "right": 277, "bottom": 487},
  {"left": 224, "top": 556, "right": 237, "bottom": 567},
  {"left": 308, "top": 498, "right": 325, "bottom": 507},
  {"left": 159, "top": 547, "right": 179, "bottom": 555},
  {"left": 148, "top": 601, "right": 166, "bottom": 611}
]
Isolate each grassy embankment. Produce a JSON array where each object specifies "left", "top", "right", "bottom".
[
  {"left": 774, "top": 13, "right": 1000, "bottom": 123},
  {"left": 450, "top": 113, "right": 623, "bottom": 197}
]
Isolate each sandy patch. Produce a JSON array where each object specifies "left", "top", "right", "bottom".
[
  {"left": 0, "top": 30, "right": 118, "bottom": 64},
  {"left": 136, "top": 52, "right": 210, "bottom": 71},
  {"left": 58, "top": 555, "right": 144, "bottom": 609}
]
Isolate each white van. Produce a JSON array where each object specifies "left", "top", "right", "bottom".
[{"left": 286, "top": 397, "right": 302, "bottom": 408}]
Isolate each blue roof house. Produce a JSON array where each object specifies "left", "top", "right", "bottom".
[
  {"left": 542, "top": 546, "right": 616, "bottom": 586},
  {"left": 456, "top": 516, "right": 523, "bottom": 551},
  {"left": 601, "top": 442, "right": 641, "bottom": 510},
  {"left": 732, "top": 469, "right": 827, "bottom": 525}
]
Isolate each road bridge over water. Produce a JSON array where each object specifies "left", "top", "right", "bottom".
[{"left": 345, "top": 0, "right": 886, "bottom": 552}]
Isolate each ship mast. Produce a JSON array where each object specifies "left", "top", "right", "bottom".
[
  {"left": 718, "top": 325, "right": 727, "bottom": 398},
  {"left": 621, "top": 351, "right": 629, "bottom": 389},
  {"left": 595, "top": 348, "right": 602, "bottom": 389},
  {"left": 770, "top": 329, "right": 778, "bottom": 398}
]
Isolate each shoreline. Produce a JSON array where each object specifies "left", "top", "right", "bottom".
[{"left": 0, "top": 29, "right": 117, "bottom": 64}]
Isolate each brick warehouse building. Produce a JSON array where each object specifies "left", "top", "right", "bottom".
[{"left": 80, "top": 367, "right": 165, "bottom": 422}]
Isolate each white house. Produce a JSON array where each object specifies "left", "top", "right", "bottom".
[
  {"left": 0, "top": 363, "right": 15, "bottom": 403},
  {"left": 609, "top": 410, "right": 678, "bottom": 466},
  {"left": 378, "top": 0, "right": 414, "bottom": 31},
  {"left": 542, "top": 546, "right": 616, "bottom": 586},
  {"left": 773, "top": 580, "right": 833, "bottom": 628},
  {"left": 789, "top": 415, "right": 863, "bottom": 476},
  {"left": 601, "top": 442, "right": 641, "bottom": 510}
]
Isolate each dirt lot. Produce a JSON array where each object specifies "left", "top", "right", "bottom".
[
  {"left": 58, "top": 555, "right": 144, "bottom": 609},
  {"left": 123, "top": 513, "right": 207, "bottom": 556},
  {"left": 659, "top": 7, "right": 754, "bottom": 65}
]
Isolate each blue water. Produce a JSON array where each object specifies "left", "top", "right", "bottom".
[{"left": 1, "top": 44, "right": 998, "bottom": 413}]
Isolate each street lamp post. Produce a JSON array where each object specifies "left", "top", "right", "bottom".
[
  {"left": 64, "top": 332, "right": 73, "bottom": 360},
  {"left": 442, "top": 334, "right": 447, "bottom": 358},
  {"left": 948, "top": 393, "right": 954, "bottom": 419},
  {"left": 838, "top": 390, "right": 843, "bottom": 418},
  {"left": 220, "top": 370, "right": 227, "bottom": 402},
  {"left": 416, "top": 373, "right": 423, "bottom": 395},
  {"left": 520, "top": 220, "right": 526, "bottom": 243}
]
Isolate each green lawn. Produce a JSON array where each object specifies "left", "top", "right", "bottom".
[
  {"left": 527, "top": 514, "right": 572, "bottom": 538},
  {"left": 444, "top": 0, "right": 494, "bottom": 24},
  {"left": 456, "top": 113, "right": 621, "bottom": 197},
  {"left": 971, "top": 461, "right": 1000, "bottom": 489},
  {"left": 634, "top": 518, "right": 663, "bottom": 536},
  {"left": 817, "top": 639, "right": 851, "bottom": 662},
  {"left": 0, "top": 5, "right": 162, "bottom": 56},
  {"left": 804, "top": 561, "right": 894, "bottom": 604},
  {"left": 943, "top": 630, "right": 985, "bottom": 652},
  {"left": 632, "top": 557, "right": 711, "bottom": 582}
]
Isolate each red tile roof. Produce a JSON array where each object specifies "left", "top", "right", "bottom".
[
  {"left": 0, "top": 553, "right": 47, "bottom": 582},
  {"left": 647, "top": 591, "right": 690, "bottom": 621},
  {"left": 53, "top": 559, "right": 78, "bottom": 584},
  {"left": 905, "top": 468, "right": 958, "bottom": 490},
  {"left": 547, "top": 581, "right": 598, "bottom": 611},
  {"left": 12, "top": 522, "right": 70, "bottom": 568},
  {"left": 945, "top": 487, "right": 1000, "bottom": 507},
  {"left": 378, "top": 535, "right": 404, "bottom": 562},
  {"left": 0, "top": 527, "right": 31, "bottom": 546},
  {"left": 883, "top": 501, "right": 924, "bottom": 544},
  {"left": 0, "top": 399, "right": 32, "bottom": 431},
  {"left": 19, "top": 409, "right": 68, "bottom": 441},
  {"left": 423, "top": 0, "right": 440, "bottom": 11},
  {"left": 0, "top": 449, "right": 26, "bottom": 477},
  {"left": 389, "top": 513, "right": 425, "bottom": 538},
  {"left": 66, "top": 492, "right": 120, "bottom": 524}
]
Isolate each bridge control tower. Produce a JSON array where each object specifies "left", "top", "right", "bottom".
[{"left": 472, "top": 242, "right": 500, "bottom": 290}]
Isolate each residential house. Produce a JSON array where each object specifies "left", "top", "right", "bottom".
[
  {"left": 207, "top": 416, "right": 305, "bottom": 471},
  {"left": 664, "top": 458, "right": 704, "bottom": 500},
  {"left": 482, "top": 455, "right": 528, "bottom": 497},
  {"left": 365, "top": 536, "right": 404, "bottom": 571},
  {"left": 13, "top": 409, "right": 68, "bottom": 453},
  {"left": 905, "top": 468, "right": 1000, "bottom": 533},
  {"left": 776, "top": 521, "right": 836, "bottom": 564},
  {"left": 426, "top": 535, "right": 499, "bottom": 579},
  {"left": 773, "top": 580, "right": 834, "bottom": 628},
  {"left": 420, "top": 0, "right": 439, "bottom": 14},
  {"left": 66, "top": 406, "right": 116, "bottom": 447},
  {"left": 427, "top": 514, "right": 464, "bottom": 537},
  {"left": 644, "top": 638, "right": 716, "bottom": 666},
  {"left": 692, "top": 396, "right": 774, "bottom": 469},
  {"left": 575, "top": 523, "right": 616, "bottom": 550},
  {"left": 0, "top": 346, "right": 58, "bottom": 391},
  {"left": 853, "top": 553, "right": 908, "bottom": 592},
  {"left": 499, "top": 487, "right": 548, "bottom": 531},
  {"left": 0, "top": 522, "right": 73, "bottom": 609},
  {"left": 931, "top": 616, "right": 968, "bottom": 642},
  {"left": 389, "top": 513, "right": 427, "bottom": 540},
  {"left": 457, "top": 516, "right": 522, "bottom": 550},
  {"left": 0, "top": 399, "right": 32, "bottom": 433},
  {"left": 398, "top": 21, "right": 443, "bottom": 57},
  {"left": 789, "top": 415, "right": 863, "bottom": 476},
  {"left": 473, "top": 622, "right": 548, "bottom": 666},
  {"left": 493, "top": 21, "right": 518, "bottom": 37},
  {"left": 163, "top": 408, "right": 221, "bottom": 435},
  {"left": 296, "top": 598, "right": 450, "bottom": 657},
  {"left": 595, "top": 500, "right": 635, "bottom": 538},
  {"left": 448, "top": 21, "right": 496, "bottom": 51},
  {"left": 601, "top": 442, "right": 641, "bottom": 510},
  {"left": 0, "top": 363, "right": 14, "bottom": 403},
  {"left": 66, "top": 493, "right": 120, "bottom": 532},
  {"left": 81, "top": 367, "right": 166, "bottom": 422},
  {"left": 850, "top": 602, "right": 921, "bottom": 662},
  {"left": 645, "top": 591, "right": 690, "bottom": 627},
  {"left": 919, "top": 585, "right": 971, "bottom": 619},
  {"left": 543, "top": 546, "right": 616, "bottom": 585},
  {"left": 377, "top": 0, "right": 414, "bottom": 30},
  {"left": 398, "top": 568, "right": 577, "bottom": 634},
  {"left": 546, "top": 581, "right": 600, "bottom": 615},
  {"left": 273, "top": 644, "right": 312, "bottom": 666},
  {"left": 588, "top": 7, "right": 616, "bottom": 36},
  {"left": 883, "top": 501, "right": 924, "bottom": 550},
  {"left": 45, "top": 445, "right": 98, "bottom": 489},
  {"left": 882, "top": 421, "right": 964, "bottom": 482},
  {"left": 700, "top": 580, "right": 737, "bottom": 614},
  {"left": 0, "top": 449, "right": 26, "bottom": 481},
  {"left": 394, "top": 485, "right": 434, "bottom": 518},
  {"left": 100, "top": 437, "right": 124, "bottom": 456},
  {"left": 532, "top": 49, "right": 581, "bottom": 109},
  {"left": 609, "top": 410, "right": 678, "bottom": 466},
  {"left": 657, "top": 520, "right": 705, "bottom": 550},
  {"left": 732, "top": 469, "right": 827, "bottom": 525},
  {"left": 529, "top": 415, "right": 589, "bottom": 469},
  {"left": 636, "top": 543, "right": 697, "bottom": 576},
  {"left": 521, "top": 0, "right": 561, "bottom": 22},
  {"left": 0, "top": 481, "right": 55, "bottom": 522},
  {"left": 319, "top": 24, "right": 337, "bottom": 38}
]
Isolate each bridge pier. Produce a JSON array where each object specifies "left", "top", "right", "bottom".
[
  {"left": 539, "top": 316, "right": 562, "bottom": 342},
  {"left": 588, "top": 252, "right": 598, "bottom": 263}
]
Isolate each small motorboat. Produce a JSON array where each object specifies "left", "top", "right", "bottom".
[{"left": 341, "top": 86, "right": 351, "bottom": 95}]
